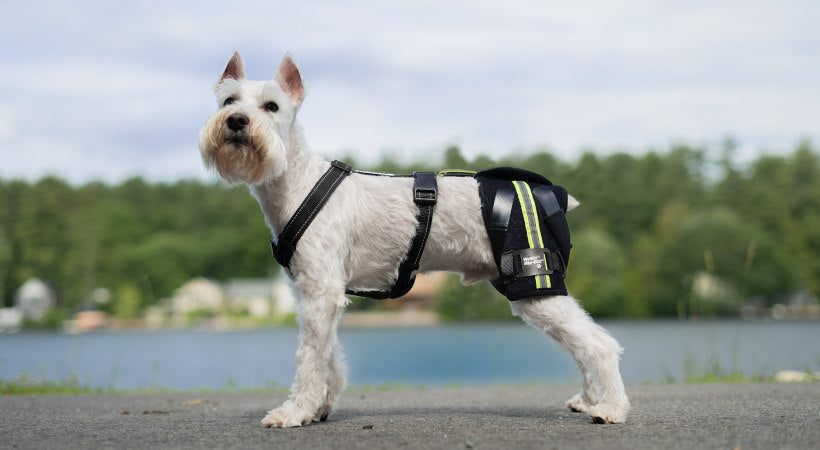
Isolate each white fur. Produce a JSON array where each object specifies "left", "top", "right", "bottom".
[{"left": 199, "top": 52, "right": 630, "bottom": 427}]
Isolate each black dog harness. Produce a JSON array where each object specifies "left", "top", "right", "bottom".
[
  {"left": 271, "top": 160, "right": 438, "bottom": 299},
  {"left": 270, "top": 161, "right": 571, "bottom": 301}
]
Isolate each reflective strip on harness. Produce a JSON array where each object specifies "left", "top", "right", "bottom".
[{"left": 512, "top": 181, "right": 551, "bottom": 289}]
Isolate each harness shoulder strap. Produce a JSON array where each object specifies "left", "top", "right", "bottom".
[{"left": 271, "top": 160, "right": 352, "bottom": 269}]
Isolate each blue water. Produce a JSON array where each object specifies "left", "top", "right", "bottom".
[{"left": 1, "top": 321, "right": 818, "bottom": 390}]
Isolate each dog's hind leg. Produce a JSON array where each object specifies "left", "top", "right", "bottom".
[
  {"left": 510, "top": 296, "right": 630, "bottom": 424},
  {"left": 262, "top": 285, "right": 348, "bottom": 428},
  {"left": 566, "top": 365, "right": 597, "bottom": 413}
]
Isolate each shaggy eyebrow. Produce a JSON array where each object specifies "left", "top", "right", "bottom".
[
  {"left": 259, "top": 83, "right": 283, "bottom": 102},
  {"left": 215, "top": 79, "right": 242, "bottom": 101}
]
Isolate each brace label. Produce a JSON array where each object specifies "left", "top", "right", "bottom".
[{"left": 521, "top": 254, "right": 544, "bottom": 270}]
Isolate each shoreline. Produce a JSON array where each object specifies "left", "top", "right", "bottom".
[{"left": 3, "top": 372, "right": 818, "bottom": 396}]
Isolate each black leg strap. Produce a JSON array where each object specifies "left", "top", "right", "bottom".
[
  {"left": 271, "top": 160, "right": 352, "bottom": 268},
  {"left": 347, "top": 171, "right": 438, "bottom": 299},
  {"left": 487, "top": 188, "right": 515, "bottom": 269},
  {"left": 533, "top": 186, "right": 571, "bottom": 266}
]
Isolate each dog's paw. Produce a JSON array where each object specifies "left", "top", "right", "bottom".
[
  {"left": 261, "top": 404, "right": 313, "bottom": 428},
  {"left": 312, "top": 404, "right": 332, "bottom": 422},
  {"left": 588, "top": 402, "right": 629, "bottom": 424},
  {"left": 565, "top": 392, "right": 594, "bottom": 413}
]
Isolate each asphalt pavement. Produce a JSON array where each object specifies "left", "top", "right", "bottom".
[{"left": 2, "top": 382, "right": 818, "bottom": 449}]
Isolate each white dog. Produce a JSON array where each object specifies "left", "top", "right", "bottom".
[{"left": 199, "top": 52, "right": 630, "bottom": 427}]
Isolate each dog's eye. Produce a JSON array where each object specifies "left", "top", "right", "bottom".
[
  {"left": 223, "top": 97, "right": 237, "bottom": 107},
  {"left": 263, "top": 101, "right": 279, "bottom": 113}
]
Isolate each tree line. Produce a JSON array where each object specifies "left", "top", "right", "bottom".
[{"left": 1, "top": 141, "right": 818, "bottom": 321}]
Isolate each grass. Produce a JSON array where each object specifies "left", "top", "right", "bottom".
[
  {"left": 681, "top": 355, "right": 763, "bottom": 383},
  {"left": 0, "top": 372, "right": 293, "bottom": 395},
  {"left": 658, "top": 353, "right": 819, "bottom": 384},
  {"left": 0, "top": 375, "right": 427, "bottom": 395},
  {"left": 0, "top": 373, "right": 105, "bottom": 395}
]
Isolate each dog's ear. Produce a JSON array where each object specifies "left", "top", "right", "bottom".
[
  {"left": 220, "top": 51, "right": 246, "bottom": 82},
  {"left": 276, "top": 54, "right": 305, "bottom": 106}
]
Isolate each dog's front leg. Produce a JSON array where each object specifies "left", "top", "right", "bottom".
[
  {"left": 262, "top": 285, "right": 348, "bottom": 428},
  {"left": 314, "top": 334, "right": 347, "bottom": 422}
]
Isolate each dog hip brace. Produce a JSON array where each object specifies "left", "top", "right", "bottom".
[
  {"left": 475, "top": 167, "right": 571, "bottom": 300},
  {"left": 270, "top": 160, "right": 437, "bottom": 300}
]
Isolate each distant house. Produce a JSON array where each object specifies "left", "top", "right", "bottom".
[
  {"left": 14, "top": 277, "right": 56, "bottom": 323},
  {"left": 223, "top": 277, "right": 296, "bottom": 317},
  {"left": 223, "top": 278, "right": 275, "bottom": 317},
  {"left": 403, "top": 272, "right": 447, "bottom": 303},
  {"left": 171, "top": 277, "right": 225, "bottom": 316},
  {"left": 0, "top": 307, "right": 23, "bottom": 333},
  {"left": 162, "top": 273, "right": 442, "bottom": 328},
  {"left": 271, "top": 280, "right": 296, "bottom": 316},
  {"left": 168, "top": 277, "right": 295, "bottom": 322}
]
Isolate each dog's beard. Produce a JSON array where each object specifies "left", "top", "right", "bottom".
[{"left": 199, "top": 113, "right": 287, "bottom": 185}]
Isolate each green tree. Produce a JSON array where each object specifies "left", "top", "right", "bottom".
[
  {"left": 643, "top": 206, "right": 795, "bottom": 317},
  {"left": 567, "top": 227, "right": 641, "bottom": 317},
  {"left": 435, "top": 275, "right": 513, "bottom": 321},
  {"left": 2, "top": 141, "right": 818, "bottom": 322}
]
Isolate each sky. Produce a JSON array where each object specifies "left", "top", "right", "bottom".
[{"left": 1, "top": 0, "right": 818, "bottom": 184}]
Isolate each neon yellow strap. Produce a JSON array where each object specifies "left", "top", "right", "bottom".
[
  {"left": 438, "top": 169, "right": 477, "bottom": 176},
  {"left": 512, "top": 181, "right": 551, "bottom": 289}
]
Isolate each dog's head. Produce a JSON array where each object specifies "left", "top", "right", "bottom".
[{"left": 198, "top": 52, "right": 305, "bottom": 185}]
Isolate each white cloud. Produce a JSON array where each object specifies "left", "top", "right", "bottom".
[{"left": 1, "top": 0, "right": 818, "bottom": 182}]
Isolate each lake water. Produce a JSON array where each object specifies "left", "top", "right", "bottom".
[{"left": 1, "top": 320, "right": 818, "bottom": 390}]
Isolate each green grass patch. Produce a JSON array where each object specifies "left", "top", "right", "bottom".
[
  {"left": 0, "top": 373, "right": 104, "bottom": 395},
  {"left": 0, "top": 372, "right": 293, "bottom": 395}
]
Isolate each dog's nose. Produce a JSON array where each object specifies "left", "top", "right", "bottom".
[{"left": 226, "top": 113, "right": 250, "bottom": 132}]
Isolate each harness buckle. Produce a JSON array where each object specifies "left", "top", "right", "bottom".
[
  {"left": 330, "top": 159, "right": 353, "bottom": 172},
  {"left": 413, "top": 171, "right": 438, "bottom": 205},
  {"left": 414, "top": 188, "right": 437, "bottom": 204}
]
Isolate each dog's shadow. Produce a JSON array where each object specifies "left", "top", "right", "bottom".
[{"left": 324, "top": 406, "right": 587, "bottom": 426}]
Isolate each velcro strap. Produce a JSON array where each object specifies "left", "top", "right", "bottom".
[
  {"left": 490, "top": 188, "right": 515, "bottom": 230},
  {"left": 532, "top": 186, "right": 571, "bottom": 265},
  {"left": 499, "top": 247, "right": 564, "bottom": 283},
  {"left": 488, "top": 188, "right": 514, "bottom": 269},
  {"left": 271, "top": 160, "right": 352, "bottom": 268}
]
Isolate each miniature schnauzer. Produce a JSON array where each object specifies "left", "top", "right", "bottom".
[{"left": 198, "top": 51, "right": 630, "bottom": 427}]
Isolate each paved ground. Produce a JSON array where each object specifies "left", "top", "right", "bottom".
[{"left": 2, "top": 383, "right": 818, "bottom": 449}]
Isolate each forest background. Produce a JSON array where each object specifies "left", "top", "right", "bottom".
[{"left": 2, "top": 141, "right": 818, "bottom": 323}]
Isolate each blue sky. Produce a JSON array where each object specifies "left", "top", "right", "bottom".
[{"left": 1, "top": 0, "right": 818, "bottom": 183}]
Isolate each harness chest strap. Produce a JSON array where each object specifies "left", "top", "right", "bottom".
[{"left": 349, "top": 171, "right": 437, "bottom": 299}]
